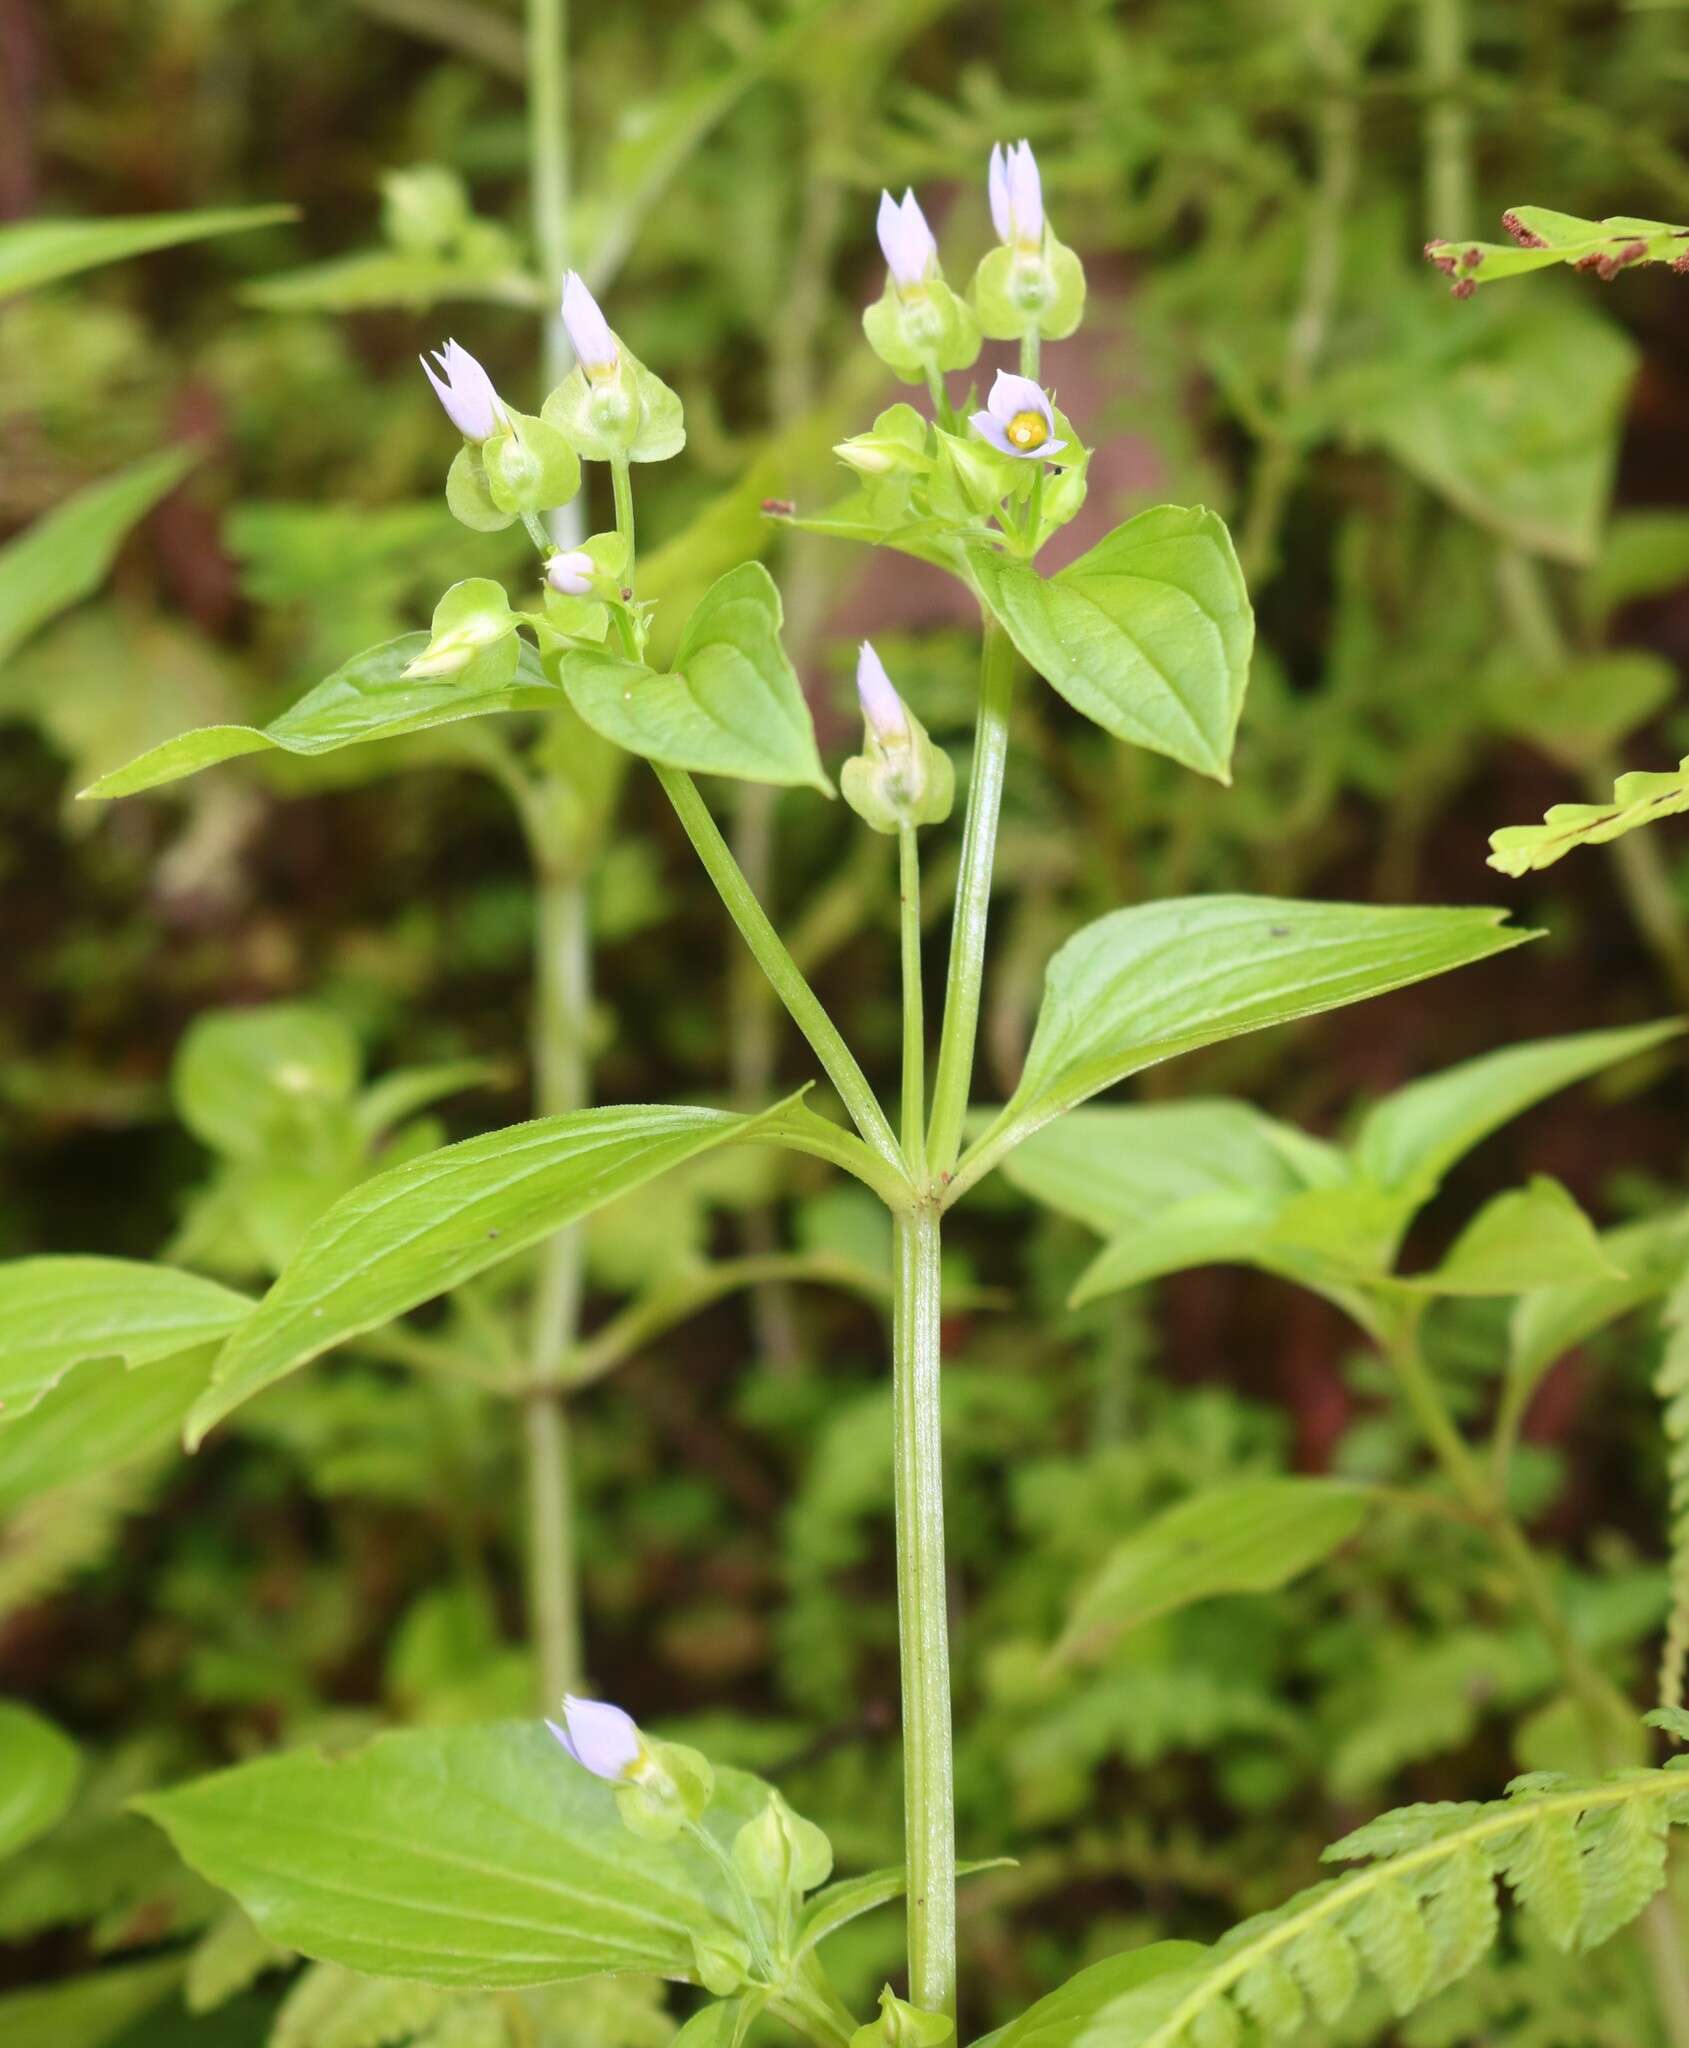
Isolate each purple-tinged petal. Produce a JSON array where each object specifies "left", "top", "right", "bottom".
[
  {"left": 552, "top": 1695, "right": 642, "bottom": 1782},
  {"left": 969, "top": 410, "right": 1018, "bottom": 456},
  {"left": 561, "top": 272, "right": 617, "bottom": 373},
  {"left": 856, "top": 641, "right": 908, "bottom": 740},
  {"left": 988, "top": 144, "right": 1011, "bottom": 243},
  {"left": 985, "top": 369, "right": 1052, "bottom": 427}
]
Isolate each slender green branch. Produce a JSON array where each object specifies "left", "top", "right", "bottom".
[
  {"left": 899, "top": 826, "right": 927, "bottom": 1178},
  {"left": 1018, "top": 331, "right": 1041, "bottom": 384},
  {"left": 610, "top": 453, "right": 636, "bottom": 595},
  {"left": 893, "top": 1203, "right": 955, "bottom": 2020},
  {"left": 926, "top": 609, "right": 1017, "bottom": 1177},
  {"left": 924, "top": 363, "right": 955, "bottom": 433},
  {"left": 653, "top": 762, "right": 905, "bottom": 1178}
]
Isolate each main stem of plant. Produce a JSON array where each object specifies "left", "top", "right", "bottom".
[{"left": 523, "top": 0, "right": 587, "bottom": 1705}]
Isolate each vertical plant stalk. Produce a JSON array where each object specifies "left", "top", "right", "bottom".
[
  {"left": 899, "top": 826, "right": 927, "bottom": 1177},
  {"left": 893, "top": 1202, "right": 954, "bottom": 2020},
  {"left": 926, "top": 613, "right": 1018, "bottom": 1176},
  {"left": 523, "top": 0, "right": 586, "bottom": 1706},
  {"left": 1421, "top": 0, "right": 1474, "bottom": 239}
]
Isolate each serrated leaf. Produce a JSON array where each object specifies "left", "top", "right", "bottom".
[
  {"left": 1054, "top": 1479, "right": 1372, "bottom": 1665},
  {"left": 1421, "top": 1844, "right": 1498, "bottom": 1990},
  {"left": 0, "top": 1700, "right": 80, "bottom": 1859},
  {"left": 1404, "top": 1177, "right": 1622, "bottom": 1297},
  {"left": 1347, "top": 1877, "right": 1434, "bottom": 2012},
  {"left": 0, "top": 205, "right": 293, "bottom": 298},
  {"left": 138, "top": 1723, "right": 776, "bottom": 1988},
  {"left": 560, "top": 564, "right": 829, "bottom": 791},
  {"left": 81, "top": 634, "right": 560, "bottom": 799},
  {"left": 1233, "top": 1954, "right": 1304, "bottom": 2033},
  {"left": 966, "top": 898, "right": 1533, "bottom": 1179},
  {"left": 1575, "top": 1799, "right": 1668, "bottom": 1949},
  {"left": 0, "top": 445, "right": 195, "bottom": 668},
  {"left": 1490, "top": 757, "right": 1689, "bottom": 875},
  {"left": 1285, "top": 1919, "right": 1361, "bottom": 2025},
  {"left": 186, "top": 1096, "right": 807, "bottom": 1443},
  {"left": 1501, "top": 1809, "right": 1585, "bottom": 1952},
  {"left": 0, "top": 1257, "right": 251, "bottom": 1421},
  {"left": 969, "top": 504, "right": 1252, "bottom": 780}
]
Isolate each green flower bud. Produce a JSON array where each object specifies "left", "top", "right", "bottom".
[
  {"left": 481, "top": 408, "right": 582, "bottom": 517},
  {"left": 970, "top": 236, "right": 1086, "bottom": 343},
  {"left": 841, "top": 643, "right": 955, "bottom": 836},
  {"left": 614, "top": 1737, "right": 716, "bottom": 1843},
  {"left": 862, "top": 279, "right": 981, "bottom": 385},
  {"left": 835, "top": 403, "right": 932, "bottom": 478},
  {"left": 689, "top": 1929, "right": 753, "bottom": 1998},
  {"left": 850, "top": 1989, "right": 955, "bottom": 2048},
  {"left": 403, "top": 578, "right": 517, "bottom": 679},
  {"left": 732, "top": 1792, "right": 834, "bottom": 1900}
]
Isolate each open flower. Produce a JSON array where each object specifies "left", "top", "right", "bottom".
[
  {"left": 561, "top": 271, "right": 618, "bottom": 375},
  {"left": 419, "top": 339, "right": 507, "bottom": 441},
  {"left": 988, "top": 140, "right": 1043, "bottom": 251},
  {"left": 876, "top": 189, "right": 938, "bottom": 292},
  {"left": 546, "top": 1695, "right": 642, "bottom": 1781},
  {"left": 545, "top": 549, "right": 596, "bottom": 597},
  {"left": 969, "top": 370, "right": 1066, "bottom": 460},
  {"left": 856, "top": 641, "right": 909, "bottom": 742}
]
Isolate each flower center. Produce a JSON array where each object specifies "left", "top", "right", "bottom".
[{"left": 1006, "top": 409, "right": 1048, "bottom": 451}]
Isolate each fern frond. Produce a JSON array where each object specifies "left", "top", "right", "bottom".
[
  {"left": 1108, "top": 1760, "right": 1689, "bottom": 2047},
  {"left": 1489, "top": 758, "right": 1689, "bottom": 875},
  {"left": 1655, "top": 1264, "right": 1689, "bottom": 1716}
]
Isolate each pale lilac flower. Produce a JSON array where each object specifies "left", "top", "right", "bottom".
[
  {"left": 969, "top": 370, "right": 1066, "bottom": 460},
  {"left": 856, "top": 641, "right": 909, "bottom": 742},
  {"left": 988, "top": 141, "right": 1044, "bottom": 250},
  {"left": 546, "top": 1695, "right": 642, "bottom": 1781},
  {"left": 546, "top": 550, "right": 596, "bottom": 597},
  {"left": 876, "top": 190, "right": 938, "bottom": 291},
  {"left": 561, "top": 272, "right": 618, "bottom": 375},
  {"left": 419, "top": 339, "right": 507, "bottom": 441}
]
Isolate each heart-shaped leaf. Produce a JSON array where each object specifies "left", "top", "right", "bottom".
[
  {"left": 561, "top": 563, "right": 829, "bottom": 791},
  {"left": 970, "top": 504, "right": 1252, "bottom": 780}
]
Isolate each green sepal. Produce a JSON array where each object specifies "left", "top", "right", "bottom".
[
  {"left": 445, "top": 443, "right": 517, "bottom": 532},
  {"left": 850, "top": 1988, "right": 954, "bottom": 2048},
  {"left": 403, "top": 577, "right": 519, "bottom": 679},
  {"left": 481, "top": 408, "right": 582, "bottom": 516},
  {"left": 732, "top": 1792, "right": 834, "bottom": 1900},
  {"left": 971, "top": 233, "right": 1087, "bottom": 341},
  {"left": 539, "top": 592, "right": 610, "bottom": 644},
  {"left": 863, "top": 279, "right": 981, "bottom": 383},
  {"left": 543, "top": 343, "right": 685, "bottom": 463},
  {"left": 841, "top": 701, "right": 954, "bottom": 835},
  {"left": 689, "top": 1931, "right": 753, "bottom": 1998},
  {"left": 835, "top": 403, "right": 933, "bottom": 478},
  {"left": 929, "top": 428, "right": 1025, "bottom": 522}
]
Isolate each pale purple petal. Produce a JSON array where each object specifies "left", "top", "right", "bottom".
[
  {"left": 1007, "top": 141, "right": 1043, "bottom": 245},
  {"left": 988, "top": 144, "right": 1011, "bottom": 243},
  {"left": 561, "top": 272, "right": 617, "bottom": 372},
  {"left": 552, "top": 1694, "right": 642, "bottom": 1781},
  {"left": 856, "top": 641, "right": 908, "bottom": 740},
  {"left": 877, "top": 189, "right": 936, "bottom": 289},
  {"left": 546, "top": 550, "right": 595, "bottom": 597},
  {"left": 986, "top": 370, "right": 1054, "bottom": 430},
  {"left": 969, "top": 409, "right": 1018, "bottom": 456},
  {"left": 420, "top": 338, "right": 505, "bottom": 441}
]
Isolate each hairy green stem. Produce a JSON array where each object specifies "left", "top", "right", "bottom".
[
  {"left": 900, "top": 827, "right": 928, "bottom": 1177},
  {"left": 1019, "top": 330, "right": 1041, "bottom": 384},
  {"left": 893, "top": 1202, "right": 955, "bottom": 2019},
  {"left": 654, "top": 764, "right": 903, "bottom": 1176},
  {"left": 927, "top": 611, "right": 1017, "bottom": 1177}
]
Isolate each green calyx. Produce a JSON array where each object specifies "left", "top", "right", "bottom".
[
  {"left": 849, "top": 1989, "right": 955, "bottom": 2048},
  {"left": 841, "top": 702, "right": 954, "bottom": 835},
  {"left": 971, "top": 232, "right": 1086, "bottom": 341},
  {"left": 613, "top": 1737, "right": 716, "bottom": 1843},
  {"left": 543, "top": 343, "right": 686, "bottom": 463},
  {"left": 731, "top": 1791, "right": 833, "bottom": 1900},
  {"left": 402, "top": 577, "right": 519, "bottom": 679},
  {"left": 863, "top": 277, "right": 981, "bottom": 384}
]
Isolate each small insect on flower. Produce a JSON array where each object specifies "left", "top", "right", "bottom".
[
  {"left": 561, "top": 272, "right": 618, "bottom": 376},
  {"left": 969, "top": 370, "right": 1066, "bottom": 460},
  {"left": 876, "top": 189, "right": 939, "bottom": 293},
  {"left": 419, "top": 339, "right": 508, "bottom": 442},
  {"left": 545, "top": 549, "right": 596, "bottom": 597},
  {"left": 856, "top": 640, "right": 909, "bottom": 742},
  {"left": 989, "top": 140, "right": 1044, "bottom": 252},
  {"left": 545, "top": 1694, "right": 643, "bottom": 1782}
]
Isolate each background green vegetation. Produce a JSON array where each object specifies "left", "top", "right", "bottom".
[{"left": 7, "top": 1, "right": 1689, "bottom": 2042}]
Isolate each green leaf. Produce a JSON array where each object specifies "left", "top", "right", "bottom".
[
  {"left": 0, "top": 1349, "right": 212, "bottom": 1511},
  {"left": 0, "top": 205, "right": 293, "bottom": 298},
  {"left": 969, "top": 505, "right": 1252, "bottom": 780},
  {"left": 1485, "top": 650, "right": 1674, "bottom": 768},
  {"left": 1425, "top": 208, "right": 1689, "bottom": 294},
  {"left": 175, "top": 1003, "right": 361, "bottom": 1160},
  {"left": 0, "top": 1701, "right": 80, "bottom": 1859},
  {"left": 1489, "top": 756, "right": 1689, "bottom": 875},
  {"left": 971, "top": 1943, "right": 1209, "bottom": 2048},
  {"left": 185, "top": 1096, "right": 807, "bottom": 1444},
  {"left": 561, "top": 563, "right": 830, "bottom": 792},
  {"left": 1053, "top": 1478, "right": 1372, "bottom": 1666},
  {"left": 796, "top": 1857, "right": 1015, "bottom": 1956},
  {"left": 1351, "top": 1021, "right": 1680, "bottom": 1206},
  {"left": 965, "top": 898, "right": 1533, "bottom": 1182},
  {"left": 0, "top": 1958, "right": 183, "bottom": 2048},
  {"left": 0, "top": 445, "right": 195, "bottom": 668},
  {"left": 245, "top": 247, "right": 542, "bottom": 315},
  {"left": 1405, "top": 1178, "right": 1622, "bottom": 1296},
  {"left": 0, "top": 1257, "right": 251, "bottom": 1421},
  {"left": 138, "top": 1722, "right": 772, "bottom": 1987},
  {"left": 81, "top": 632, "right": 560, "bottom": 799}
]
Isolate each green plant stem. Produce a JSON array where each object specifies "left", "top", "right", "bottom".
[
  {"left": 1421, "top": 0, "right": 1474, "bottom": 238},
  {"left": 1019, "top": 331, "right": 1041, "bottom": 384},
  {"left": 610, "top": 453, "right": 636, "bottom": 597},
  {"left": 893, "top": 1201, "right": 955, "bottom": 2021},
  {"left": 924, "top": 363, "right": 955, "bottom": 433},
  {"left": 899, "top": 826, "right": 927, "bottom": 1177},
  {"left": 654, "top": 763, "right": 903, "bottom": 1176},
  {"left": 927, "top": 611, "right": 1018, "bottom": 1178},
  {"left": 527, "top": 0, "right": 582, "bottom": 551}
]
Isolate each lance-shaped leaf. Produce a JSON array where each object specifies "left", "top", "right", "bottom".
[
  {"left": 81, "top": 634, "right": 560, "bottom": 799},
  {"left": 1053, "top": 1479, "right": 1373, "bottom": 1666},
  {"left": 0, "top": 1350, "right": 213, "bottom": 1512},
  {"left": 959, "top": 898, "right": 1533, "bottom": 1188},
  {"left": 970, "top": 1943, "right": 1210, "bottom": 2048},
  {"left": 560, "top": 563, "right": 830, "bottom": 791},
  {"left": 1402, "top": 1178, "right": 1622, "bottom": 1297},
  {"left": 796, "top": 1857, "right": 1016, "bottom": 1957},
  {"left": 186, "top": 1097, "right": 807, "bottom": 1444},
  {"left": 1352, "top": 1020, "right": 1681, "bottom": 1205},
  {"left": 1490, "top": 758, "right": 1689, "bottom": 875},
  {"left": 970, "top": 505, "right": 1252, "bottom": 780},
  {"left": 0, "top": 1258, "right": 252, "bottom": 1421},
  {"left": 0, "top": 1701, "right": 80, "bottom": 1859},
  {"left": 0, "top": 446, "right": 195, "bottom": 668},
  {"left": 138, "top": 1723, "right": 770, "bottom": 1987},
  {"left": 0, "top": 205, "right": 294, "bottom": 299}
]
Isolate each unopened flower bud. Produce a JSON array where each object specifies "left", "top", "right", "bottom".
[
  {"left": 876, "top": 189, "right": 939, "bottom": 293},
  {"left": 988, "top": 140, "right": 1044, "bottom": 252},
  {"left": 841, "top": 643, "right": 954, "bottom": 835},
  {"left": 546, "top": 549, "right": 596, "bottom": 597},
  {"left": 856, "top": 641, "right": 908, "bottom": 741},
  {"left": 562, "top": 271, "right": 618, "bottom": 376},
  {"left": 546, "top": 1694, "right": 641, "bottom": 1781},
  {"left": 971, "top": 141, "right": 1086, "bottom": 343},
  {"left": 732, "top": 1791, "right": 833, "bottom": 1900},
  {"left": 403, "top": 577, "right": 517, "bottom": 679},
  {"left": 850, "top": 1989, "right": 954, "bottom": 2048},
  {"left": 420, "top": 338, "right": 508, "bottom": 442}
]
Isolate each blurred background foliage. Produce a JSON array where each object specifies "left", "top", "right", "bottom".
[{"left": 8, "top": 0, "right": 1689, "bottom": 2042}]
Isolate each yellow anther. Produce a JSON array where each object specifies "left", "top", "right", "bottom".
[{"left": 1006, "top": 409, "right": 1048, "bottom": 450}]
